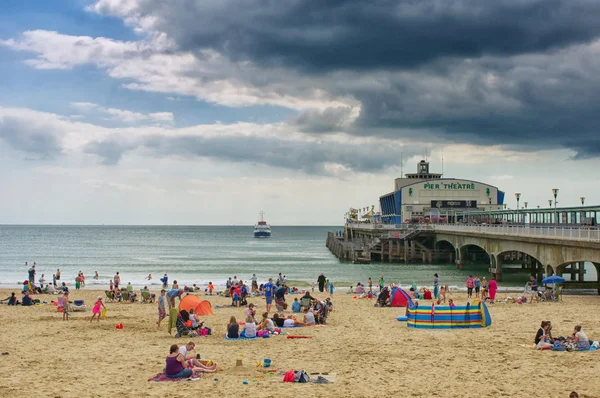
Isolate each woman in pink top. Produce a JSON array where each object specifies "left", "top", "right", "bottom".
[
  {"left": 488, "top": 278, "right": 498, "bottom": 303},
  {"left": 466, "top": 276, "right": 474, "bottom": 299}
]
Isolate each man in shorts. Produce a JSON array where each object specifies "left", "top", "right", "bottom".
[{"left": 264, "top": 278, "right": 275, "bottom": 313}]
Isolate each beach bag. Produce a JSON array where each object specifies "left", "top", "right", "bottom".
[
  {"left": 295, "top": 370, "right": 310, "bottom": 383},
  {"left": 283, "top": 371, "right": 296, "bottom": 383}
]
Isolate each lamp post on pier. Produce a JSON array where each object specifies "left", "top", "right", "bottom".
[
  {"left": 515, "top": 193, "right": 521, "bottom": 224},
  {"left": 552, "top": 188, "right": 559, "bottom": 225},
  {"left": 581, "top": 196, "right": 585, "bottom": 206}
]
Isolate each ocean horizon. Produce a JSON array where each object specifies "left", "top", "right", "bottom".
[{"left": 0, "top": 224, "right": 543, "bottom": 291}]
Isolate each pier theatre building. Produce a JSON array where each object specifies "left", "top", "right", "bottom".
[{"left": 380, "top": 160, "right": 505, "bottom": 223}]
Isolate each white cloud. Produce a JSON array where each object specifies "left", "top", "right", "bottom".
[
  {"left": 70, "top": 102, "right": 173, "bottom": 123},
  {"left": 2, "top": 30, "right": 355, "bottom": 110}
]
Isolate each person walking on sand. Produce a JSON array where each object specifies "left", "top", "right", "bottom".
[
  {"left": 90, "top": 296, "right": 106, "bottom": 322},
  {"left": 466, "top": 275, "right": 474, "bottom": 299},
  {"left": 433, "top": 273, "right": 439, "bottom": 299},
  {"left": 114, "top": 272, "right": 120, "bottom": 289},
  {"left": 488, "top": 276, "right": 498, "bottom": 303},
  {"left": 157, "top": 289, "right": 167, "bottom": 328},
  {"left": 474, "top": 276, "right": 481, "bottom": 298},
  {"left": 317, "top": 273, "right": 326, "bottom": 293},
  {"left": 379, "top": 275, "right": 384, "bottom": 292},
  {"left": 368, "top": 277, "right": 373, "bottom": 293}
]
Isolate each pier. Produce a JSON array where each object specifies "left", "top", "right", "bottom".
[{"left": 327, "top": 206, "right": 600, "bottom": 293}]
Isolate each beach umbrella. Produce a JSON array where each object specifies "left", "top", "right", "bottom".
[{"left": 542, "top": 275, "right": 565, "bottom": 284}]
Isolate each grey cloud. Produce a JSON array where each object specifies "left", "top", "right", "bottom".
[
  {"left": 127, "top": 0, "right": 600, "bottom": 72},
  {"left": 290, "top": 107, "right": 354, "bottom": 133},
  {"left": 84, "top": 140, "right": 133, "bottom": 165},
  {"left": 85, "top": 133, "right": 415, "bottom": 175},
  {"left": 0, "top": 116, "right": 62, "bottom": 158}
]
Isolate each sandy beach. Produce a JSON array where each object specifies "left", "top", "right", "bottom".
[{"left": 0, "top": 288, "right": 599, "bottom": 398}]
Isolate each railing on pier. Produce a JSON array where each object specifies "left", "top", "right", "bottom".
[
  {"left": 432, "top": 224, "right": 600, "bottom": 242},
  {"left": 348, "top": 222, "right": 600, "bottom": 242}
]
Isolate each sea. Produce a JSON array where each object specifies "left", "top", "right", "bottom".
[{"left": 0, "top": 225, "right": 540, "bottom": 291}]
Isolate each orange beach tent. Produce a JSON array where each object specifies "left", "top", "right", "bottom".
[{"left": 179, "top": 295, "right": 213, "bottom": 316}]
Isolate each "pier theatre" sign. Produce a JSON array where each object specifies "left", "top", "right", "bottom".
[{"left": 424, "top": 182, "right": 476, "bottom": 190}]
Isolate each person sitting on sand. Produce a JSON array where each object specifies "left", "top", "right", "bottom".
[
  {"left": 245, "top": 303, "right": 257, "bottom": 322},
  {"left": 257, "top": 312, "right": 275, "bottom": 332},
  {"left": 178, "top": 342, "right": 217, "bottom": 373},
  {"left": 354, "top": 283, "right": 365, "bottom": 295},
  {"left": 572, "top": 325, "right": 590, "bottom": 350},
  {"left": 188, "top": 308, "right": 202, "bottom": 330},
  {"left": 272, "top": 313, "right": 285, "bottom": 328},
  {"left": 165, "top": 344, "right": 193, "bottom": 379},
  {"left": 1, "top": 292, "right": 20, "bottom": 306},
  {"left": 303, "top": 308, "right": 316, "bottom": 326},
  {"left": 534, "top": 321, "right": 553, "bottom": 350},
  {"left": 283, "top": 315, "right": 305, "bottom": 327},
  {"left": 291, "top": 298, "right": 301, "bottom": 313},
  {"left": 21, "top": 291, "right": 33, "bottom": 306},
  {"left": 241, "top": 315, "right": 257, "bottom": 338},
  {"left": 227, "top": 316, "right": 239, "bottom": 338},
  {"left": 448, "top": 298, "right": 456, "bottom": 307}
]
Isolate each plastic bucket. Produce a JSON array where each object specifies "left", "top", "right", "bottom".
[{"left": 263, "top": 358, "right": 271, "bottom": 368}]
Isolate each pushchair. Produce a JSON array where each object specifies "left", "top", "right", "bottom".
[{"left": 175, "top": 313, "right": 197, "bottom": 338}]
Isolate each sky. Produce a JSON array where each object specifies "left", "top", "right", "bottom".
[{"left": 1, "top": 0, "right": 600, "bottom": 225}]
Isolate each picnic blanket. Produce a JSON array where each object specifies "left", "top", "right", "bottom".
[{"left": 148, "top": 373, "right": 199, "bottom": 382}]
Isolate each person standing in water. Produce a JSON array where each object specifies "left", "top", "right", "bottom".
[
  {"left": 94, "top": 271, "right": 99, "bottom": 280},
  {"left": 433, "top": 273, "right": 439, "bottom": 299}
]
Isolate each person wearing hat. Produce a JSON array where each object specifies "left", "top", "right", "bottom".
[{"left": 90, "top": 296, "right": 106, "bottom": 322}]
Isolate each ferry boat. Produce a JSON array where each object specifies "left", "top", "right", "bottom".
[{"left": 254, "top": 211, "right": 271, "bottom": 238}]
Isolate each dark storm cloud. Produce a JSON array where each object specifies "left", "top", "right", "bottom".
[
  {"left": 85, "top": 133, "right": 415, "bottom": 175},
  {"left": 350, "top": 52, "right": 600, "bottom": 153},
  {"left": 135, "top": 0, "right": 600, "bottom": 72},
  {"left": 0, "top": 116, "right": 62, "bottom": 158}
]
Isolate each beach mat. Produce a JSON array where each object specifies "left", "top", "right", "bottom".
[{"left": 148, "top": 373, "right": 200, "bottom": 382}]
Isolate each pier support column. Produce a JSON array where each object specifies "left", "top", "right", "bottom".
[
  {"left": 404, "top": 240, "right": 408, "bottom": 262},
  {"left": 579, "top": 261, "right": 585, "bottom": 281},
  {"left": 491, "top": 254, "right": 502, "bottom": 282},
  {"left": 455, "top": 248, "right": 462, "bottom": 270}
]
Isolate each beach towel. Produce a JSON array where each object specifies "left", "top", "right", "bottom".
[
  {"left": 287, "top": 336, "right": 312, "bottom": 339},
  {"left": 147, "top": 373, "right": 199, "bottom": 382},
  {"left": 224, "top": 336, "right": 259, "bottom": 341}
]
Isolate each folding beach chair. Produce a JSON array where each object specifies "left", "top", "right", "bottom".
[
  {"left": 72, "top": 300, "right": 87, "bottom": 312},
  {"left": 141, "top": 291, "right": 152, "bottom": 303},
  {"left": 121, "top": 290, "right": 132, "bottom": 303},
  {"left": 300, "top": 296, "right": 313, "bottom": 309},
  {"left": 105, "top": 291, "right": 116, "bottom": 303}
]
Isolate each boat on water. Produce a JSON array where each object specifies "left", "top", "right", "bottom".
[{"left": 254, "top": 211, "right": 271, "bottom": 238}]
